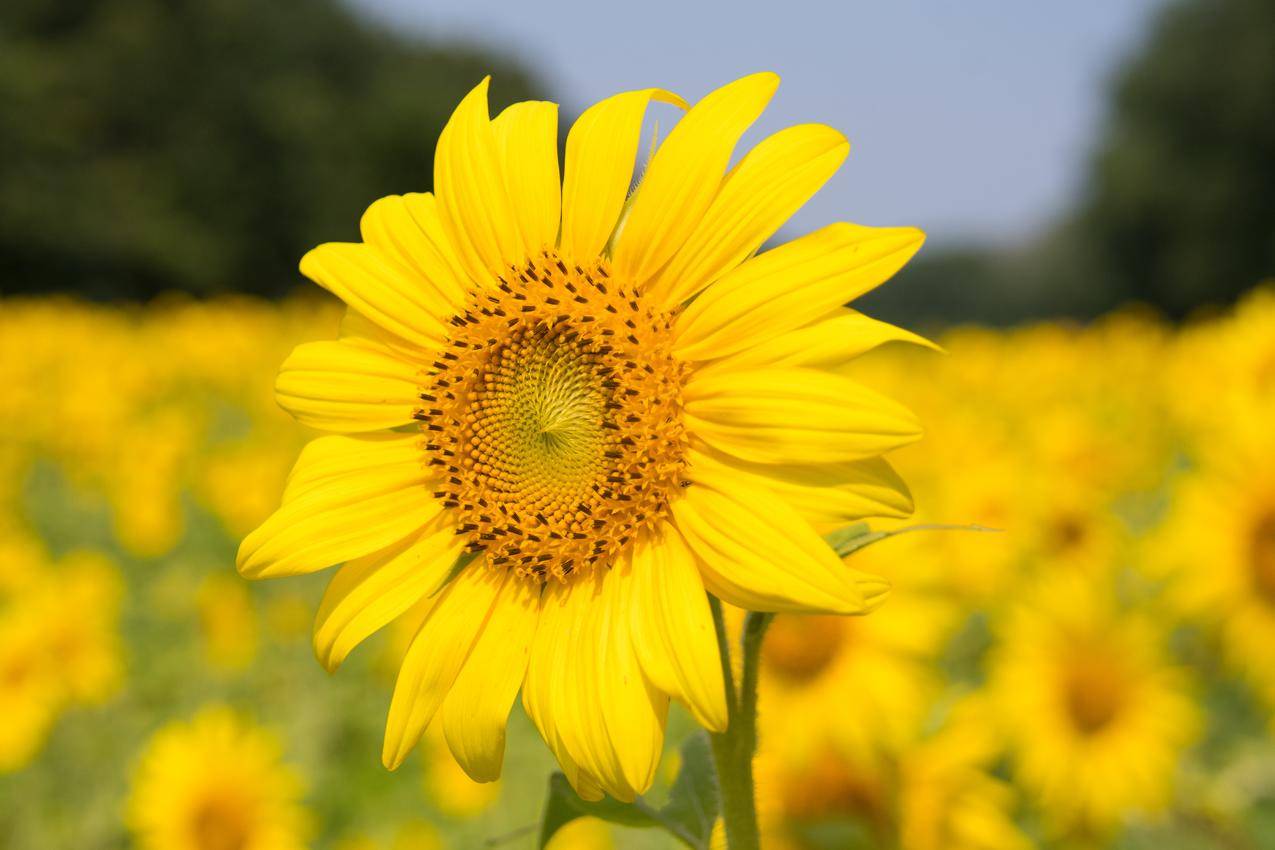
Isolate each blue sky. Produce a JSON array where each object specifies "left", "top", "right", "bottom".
[{"left": 354, "top": 0, "right": 1165, "bottom": 246}]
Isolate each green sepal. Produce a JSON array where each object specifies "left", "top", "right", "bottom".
[
  {"left": 537, "top": 732, "right": 720, "bottom": 849},
  {"left": 825, "top": 521, "right": 999, "bottom": 558},
  {"left": 428, "top": 548, "right": 481, "bottom": 598}
]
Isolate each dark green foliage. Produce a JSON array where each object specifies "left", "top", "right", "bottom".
[
  {"left": 0, "top": 0, "right": 542, "bottom": 298},
  {"left": 537, "top": 733, "right": 720, "bottom": 849},
  {"left": 1077, "top": 0, "right": 1275, "bottom": 317}
]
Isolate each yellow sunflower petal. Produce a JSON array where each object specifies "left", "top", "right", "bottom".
[
  {"left": 382, "top": 564, "right": 507, "bottom": 770},
  {"left": 527, "top": 573, "right": 634, "bottom": 800},
  {"left": 672, "top": 469, "right": 889, "bottom": 615},
  {"left": 684, "top": 366, "right": 921, "bottom": 465},
  {"left": 337, "top": 307, "right": 424, "bottom": 361},
  {"left": 440, "top": 576, "right": 540, "bottom": 783},
  {"left": 627, "top": 527, "right": 727, "bottom": 731},
  {"left": 434, "top": 78, "right": 523, "bottom": 287},
  {"left": 275, "top": 339, "right": 423, "bottom": 433},
  {"left": 709, "top": 307, "right": 939, "bottom": 373},
  {"left": 557, "top": 574, "right": 632, "bottom": 800},
  {"left": 237, "top": 433, "right": 438, "bottom": 579},
  {"left": 559, "top": 87, "right": 686, "bottom": 262},
  {"left": 611, "top": 72, "right": 778, "bottom": 285},
  {"left": 673, "top": 223, "right": 925, "bottom": 361},
  {"left": 360, "top": 193, "right": 470, "bottom": 312},
  {"left": 688, "top": 446, "right": 913, "bottom": 527},
  {"left": 278, "top": 431, "right": 425, "bottom": 502},
  {"left": 597, "top": 560, "right": 669, "bottom": 796},
  {"left": 312, "top": 514, "right": 464, "bottom": 672},
  {"left": 646, "top": 123, "right": 849, "bottom": 307},
  {"left": 492, "top": 101, "right": 562, "bottom": 254},
  {"left": 522, "top": 576, "right": 612, "bottom": 800},
  {"left": 521, "top": 580, "right": 605, "bottom": 801},
  {"left": 300, "top": 242, "right": 449, "bottom": 350}
]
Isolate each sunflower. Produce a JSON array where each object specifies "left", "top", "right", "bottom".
[
  {"left": 754, "top": 698, "right": 1030, "bottom": 850},
  {"left": 126, "top": 707, "right": 309, "bottom": 850},
  {"left": 756, "top": 583, "right": 956, "bottom": 770},
  {"left": 987, "top": 572, "right": 1198, "bottom": 833},
  {"left": 35, "top": 549, "right": 124, "bottom": 705},
  {"left": 1165, "top": 284, "right": 1275, "bottom": 438},
  {"left": 238, "top": 72, "right": 925, "bottom": 801},
  {"left": 0, "top": 606, "right": 62, "bottom": 773},
  {"left": 1154, "top": 417, "right": 1275, "bottom": 714},
  {"left": 0, "top": 543, "right": 124, "bottom": 771},
  {"left": 198, "top": 572, "right": 260, "bottom": 672}
]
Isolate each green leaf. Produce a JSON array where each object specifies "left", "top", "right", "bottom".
[
  {"left": 537, "top": 774, "right": 660, "bottom": 849},
  {"left": 659, "top": 732, "right": 720, "bottom": 846},
  {"left": 537, "top": 735, "right": 719, "bottom": 849}
]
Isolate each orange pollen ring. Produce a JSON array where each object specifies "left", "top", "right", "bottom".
[{"left": 415, "top": 250, "right": 689, "bottom": 583}]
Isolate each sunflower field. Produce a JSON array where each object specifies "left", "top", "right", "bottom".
[{"left": 2, "top": 285, "right": 1273, "bottom": 850}]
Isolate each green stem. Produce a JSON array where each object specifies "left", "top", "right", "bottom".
[{"left": 708, "top": 598, "right": 773, "bottom": 850}]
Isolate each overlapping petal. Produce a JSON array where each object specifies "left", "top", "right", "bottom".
[
  {"left": 359, "top": 193, "right": 471, "bottom": 312},
  {"left": 559, "top": 88, "right": 686, "bottom": 261},
  {"left": 689, "top": 445, "right": 913, "bottom": 528},
  {"left": 439, "top": 574, "right": 541, "bottom": 782},
  {"left": 645, "top": 123, "right": 849, "bottom": 307},
  {"left": 684, "top": 366, "right": 921, "bottom": 466},
  {"left": 237, "top": 433, "right": 439, "bottom": 579},
  {"left": 595, "top": 561, "right": 669, "bottom": 796},
  {"left": 673, "top": 468, "right": 890, "bottom": 615},
  {"left": 382, "top": 564, "right": 509, "bottom": 770},
  {"left": 433, "top": 78, "right": 524, "bottom": 286},
  {"left": 673, "top": 223, "right": 925, "bottom": 361},
  {"left": 299, "top": 242, "right": 450, "bottom": 350},
  {"left": 492, "top": 101, "right": 562, "bottom": 253},
  {"left": 524, "top": 575, "right": 616, "bottom": 799},
  {"left": 612, "top": 73, "right": 778, "bottom": 286},
  {"left": 524, "top": 568, "right": 667, "bottom": 802},
  {"left": 709, "top": 308, "right": 939, "bottom": 373},
  {"left": 521, "top": 576, "right": 606, "bottom": 801},
  {"left": 312, "top": 514, "right": 465, "bottom": 672},
  {"left": 275, "top": 338, "right": 423, "bottom": 433},
  {"left": 627, "top": 527, "right": 727, "bottom": 731}
]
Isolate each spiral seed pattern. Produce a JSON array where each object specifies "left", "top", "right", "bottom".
[{"left": 416, "top": 251, "right": 689, "bottom": 582}]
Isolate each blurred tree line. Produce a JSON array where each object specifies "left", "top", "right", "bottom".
[
  {"left": 0, "top": 0, "right": 541, "bottom": 298},
  {"left": 866, "top": 0, "right": 1275, "bottom": 324},
  {"left": 1, "top": 0, "right": 1272, "bottom": 319}
]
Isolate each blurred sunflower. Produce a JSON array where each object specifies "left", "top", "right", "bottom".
[
  {"left": 0, "top": 544, "right": 124, "bottom": 771},
  {"left": 126, "top": 707, "right": 309, "bottom": 850},
  {"left": 0, "top": 606, "right": 62, "bottom": 773},
  {"left": 38, "top": 550, "right": 125, "bottom": 705},
  {"left": 198, "top": 572, "right": 260, "bottom": 672},
  {"left": 755, "top": 698, "right": 1029, "bottom": 850},
  {"left": 757, "top": 587, "right": 956, "bottom": 769},
  {"left": 1165, "top": 285, "right": 1275, "bottom": 437},
  {"left": 333, "top": 820, "right": 444, "bottom": 850},
  {"left": 238, "top": 73, "right": 927, "bottom": 800},
  {"left": 1155, "top": 418, "right": 1275, "bottom": 714},
  {"left": 896, "top": 711, "right": 1033, "bottom": 850},
  {"left": 987, "top": 572, "right": 1198, "bottom": 834}
]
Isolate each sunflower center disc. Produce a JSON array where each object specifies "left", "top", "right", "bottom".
[
  {"left": 189, "top": 797, "right": 250, "bottom": 850},
  {"left": 1063, "top": 656, "right": 1127, "bottom": 735},
  {"left": 417, "top": 251, "right": 689, "bottom": 582},
  {"left": 762, "top": 614, "right": 849, "bottom": 683},
  {"left": 1251, "top": 512, "right": 1275, "bottom": 607}
]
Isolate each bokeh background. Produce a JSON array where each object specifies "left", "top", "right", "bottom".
[{"left": 2, "top": 0, "right": 1274, "bottom": 848}]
